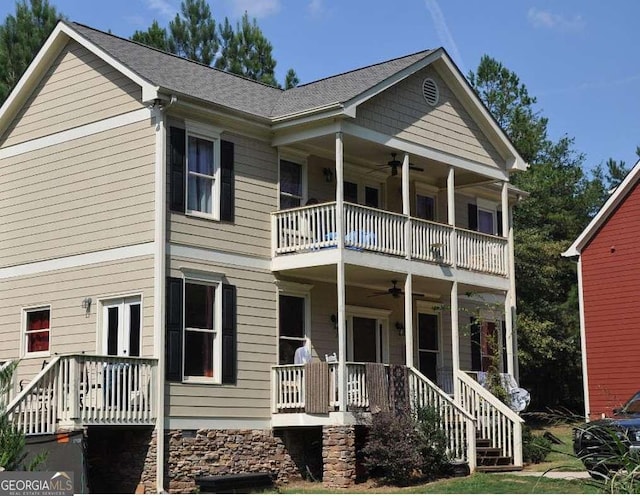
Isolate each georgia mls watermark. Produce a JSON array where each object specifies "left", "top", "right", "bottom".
[{"left": 0, "top": 472, "right": 74, "bottom": 496}]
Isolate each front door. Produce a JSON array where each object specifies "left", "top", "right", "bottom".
[
  {"left": 418, "top": 313, "right": 439, "bottom": 382},
  {"left": 102, "top": 296, "right": 142, "bottom": 357},
  {"left": 347, "top": 315, "right": 388, "bottom": 363}
]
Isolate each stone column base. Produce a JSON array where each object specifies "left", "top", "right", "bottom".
[{"left": 322, "top": 425, "right": 356, "bottom": 488}]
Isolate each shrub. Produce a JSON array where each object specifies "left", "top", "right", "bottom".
[
  {"left": 522, "top": 425, "right": 551, "bottom": 464},
  {"left": 362, "top": 406, "right": 449, "bottom": 486}
]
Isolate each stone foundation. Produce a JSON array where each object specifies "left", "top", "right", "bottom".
[
  {"left": 322, "top": 425, "right": 356, "bottom": 488},
  {"left": 166, "top": 429, "right": 302, "bottom": 493},
  {"left": 86, "top": 427, "right": 156, "bottom": 493}
]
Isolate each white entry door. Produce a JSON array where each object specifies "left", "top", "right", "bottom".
[{"left": 102, "top": 296, "right": 142, "bottom": 357}]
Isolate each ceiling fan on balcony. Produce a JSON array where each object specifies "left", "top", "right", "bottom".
[
  {"left": 368, "top": 280, "right": 425, "bottom": 299},
  {"left": 375, "top": 153, "right": 424, "bottom": 176}
]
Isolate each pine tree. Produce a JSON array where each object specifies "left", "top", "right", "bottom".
[
  {"left": 0, "top": 0, "right": 62, "bottom": 104},
  {"left": 131, "top": 20, "right": 169, "bottom": 52},
  {"left": 168, "top": 0, "right": 217, "bottom": 65},
  {"left": 284, "top": 68, "right": 299, "bottom": 89}
]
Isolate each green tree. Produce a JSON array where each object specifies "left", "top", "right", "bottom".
[
  {"left": 469, "top": 55, "right": 610, "bottom": 411},
  {"left": 168, "top": 0, "right": 217, "bottom": 65},
  {"left": 131, "top": 20, "right": 169, "bottom": 52},
  {"left": 284, "top": 68, "right": 299, "bottom": 89},
  {"left": 0, "top": 0, "right": 62, "bottom": 104}
]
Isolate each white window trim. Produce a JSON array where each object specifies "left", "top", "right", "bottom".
[
  {"left": 96, "top": 295, "right": 143, "bottom": 357},
  {"left": 22, "top": 305, "right": 51, "bottom": 359},
  {"left": 185, "top": 122, "right": 221, "bottom": 221},
  {"left": 476, "top": 197, "right": 500, "bottom": 235},
  {"left": 277, "top": 282, "right": 312, "bottom": 363},
  {"left": 182, "top": 273, "right": 223, "bottom": 384},
  {"left": 278, "top": 152, "right": 308, "bottom": 209},
  {"left": 345, "top": 305, "right": 391, "bottom": 363}
]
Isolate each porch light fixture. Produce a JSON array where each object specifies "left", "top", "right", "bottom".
[
  {"left": 330, "top": 314, "right": 338, "bottom": 330},
  {"left": 323, "top": 168, "right": 333, "bottom": 183},
  {"left": 395, "top": 321, "right": 405, "bottom": 337},
  {"left": 81, "top": 297, "right": 92, "bottom": 315}
]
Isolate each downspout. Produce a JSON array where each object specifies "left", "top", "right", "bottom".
[
  {"left": 576, "top": 256, "right": 590, "bottom": 421},
  {"left": 153, "top": 94, "right": 176, "bottom": 492}
]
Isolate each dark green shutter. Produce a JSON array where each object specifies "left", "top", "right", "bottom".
[
  {"left": 468, "top": 204, "right": 478, "bottom": 231},
  {"left": 470, "top": 317, "right": 481, "bottom": 371},
  {"left": 497, "top": 210, "right": 503, "bottom": 236},
  {"left": 220, "top": 140, "right": 235, "bottom": 222},
  {"left": 166, "top": 277, "right": 183, "bottom": 381},
  {"left": 501, "top": 321, "right": 508, "bottom": 373},
  {"left": 222, "top": 284, "right": 237, "bottom": 384},
  {"left": 169, "top": 127, "right": 186, "bottom": 212}
]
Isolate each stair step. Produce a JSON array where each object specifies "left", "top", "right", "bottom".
[
  {"left": 476, "top": 447, "right": 502, "bottom": 457},
  {"left": 476, "top": 464, "right": 522, "bottom": 473},
  {"left": 476, "top": 455, "right": 512, "bottom": 467},
  {"left": 475, "top": 438, "right": 492, "bottom": 448}
]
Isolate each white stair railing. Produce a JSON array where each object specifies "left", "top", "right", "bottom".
[
  {"left": 409, "top": 367, "right": 476, "bottom": 468},
  {"left": 6, "top": 358, "right": 61, "bottom": 435},
  {"left": 456, "top": 370, "right": 524, "bottom": 466}
]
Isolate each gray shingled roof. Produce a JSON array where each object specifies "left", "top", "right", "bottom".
[{"left": 69, "top": 22, "right": 435, "bottom": 120}]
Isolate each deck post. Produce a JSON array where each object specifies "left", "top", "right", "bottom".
[
  {"left": 335, "top": 131, "right": 347, "bottom": 412},
  {"left": 447, "top": 166, "right": 457, "bottom": 268},
  {"left": 451, "top": 281, "right": 460, "bottom": 400},
  {"left": 501, "top": 181, "right": 515, "bottom": 376},
  {"left": 402, "top": 152, "right": 411, "bottom": 260},
  {"left": 404, "top": 274, "right": 414, "bottom": 368}
]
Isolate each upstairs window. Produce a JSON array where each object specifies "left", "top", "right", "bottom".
[
  {"left": 416, "top": 194, "right": 435, "bottom": 221},
  {"left": 24, "top": 307, "right": 50, "bottom": 356},
  {"left": 280, "top": 159, "right": 304, "bottom": 209},
  {"left": 187, "top": 136, "right": 217, "bottom": 216}
]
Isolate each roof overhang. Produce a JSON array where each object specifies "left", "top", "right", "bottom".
[
  {"left": 563, "top": 158, "right": 640, "bottom": 257},
  {"left": 0, "top": 21, "right": 159, "bottom": 141}
]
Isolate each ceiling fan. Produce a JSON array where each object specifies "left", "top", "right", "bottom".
[
  {"left": 376, "top": 152, "right": 425, "bottom": 176},
  {"left": 368, "top": 280, "right": 425, "bottom": 299}
]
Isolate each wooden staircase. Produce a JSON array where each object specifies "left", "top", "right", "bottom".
[{"left": 475, "top": 435, "right": 519, "bottom": 472}]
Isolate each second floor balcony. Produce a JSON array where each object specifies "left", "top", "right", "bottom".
[{"left": 271, "top": 201, "right": 508, "bottom": 277}]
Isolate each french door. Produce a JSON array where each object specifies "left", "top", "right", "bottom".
[{"left": 102, "top": 296, "right": 142, "bottom": 357}]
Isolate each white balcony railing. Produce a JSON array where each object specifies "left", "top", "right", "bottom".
[
  {"left": 6, "top": 355, "right": 157, "bottom": 435},
  {"left": 272, "top": 203, "right": 508, "bottom": 276}
]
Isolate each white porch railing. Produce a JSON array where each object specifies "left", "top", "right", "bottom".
[
  {"left": 6, "top": 355, "right": 157, "bottom": 435},
  {"left": 456, "top": 227, "right": 507, "bottom": 276},
  {"left": 456, "top": 370, "right": 523, "bottom": 466},
  {"left": 272, "top": 363, "right": 476, "bottom": 466},
  {"left": 271, "top": 203, "right": 508, "bottom": 276}
]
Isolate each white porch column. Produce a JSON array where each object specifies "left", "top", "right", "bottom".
[
  {"left": 404, "top": 274, "right": 414, "bottom": 368},
  {"left": 451, "top": 281, "right": 460, "bottom": 399},
  {"left": 402, "top": 153, "right": 411, "bottom": 260},
  {"left": 447, "top": 166, "right": 457, "bottom": 268},
  {"left": 335, "top": 131, "right": 347, "bottom": 411},
  {"left": 501, "top": 181, "right": 515, "bottom": 376}
]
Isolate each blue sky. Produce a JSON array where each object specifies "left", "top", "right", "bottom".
[{"left": 2, "top": 0, "right": 639, "bottom": 171}]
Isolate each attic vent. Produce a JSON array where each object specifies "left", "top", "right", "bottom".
[{"left": 422, "top": 78, "right": 439, "bottom": 106}]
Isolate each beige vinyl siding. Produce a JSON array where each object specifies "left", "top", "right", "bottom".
[
  {"left": 168, "top": 130, "right": 277, "bottom": 258},
  {"left": 354, "top": 66, "right": 503, "bottom": 168},
  {"left": 166, "top": 256, "right": 277, "bottom": 420},
  {"left": 0, "top": 255, "right": 154, "bottom": 391},
  {"left": 0, "top": 119, "right": 156, "bottom": 267},
  {"left": 1, "top": 40, "right": 142, "bottom": 147}
]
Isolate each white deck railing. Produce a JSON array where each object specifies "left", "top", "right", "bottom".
[
  {"left": 272, "top": 203, "right": 508, "bottom": 276},
  {"left": 6, "top": 355, "right": 157, "bottom": 435},
  {"left": 456, "top": 370, "right": 523, "bottom": 466}
]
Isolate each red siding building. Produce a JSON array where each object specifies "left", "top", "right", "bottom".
[{"left": 564, "top": 161, "right": 640, "bottom": 420}]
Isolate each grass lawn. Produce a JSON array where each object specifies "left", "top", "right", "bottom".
[
  {"left": 282, "top": 473, "right": 599, "bottom": 494},
  {"left": 526, "top": 423, "right": 586, "bottom": 472}
]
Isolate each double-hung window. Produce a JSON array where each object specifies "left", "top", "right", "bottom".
[
  {"left": 277, "top": 282, "right": 311, "bottom": 365},
  {"left": 24, "top": 306, "right": 50, "bottom": 356},
  {"left": 279, "top": 159, "right": 305, "bottom": 209},
  {"left": 184, "top": 279, "right": 222, "bottom": 382},
  {"left": 185, "top": 123, "right": 221, "bottom": 218}
]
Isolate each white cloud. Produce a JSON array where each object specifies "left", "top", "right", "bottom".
[
  {"left": 144, "top": 0, "right": 176, "bottom": 19},
  {"left": 308, "top": 0, "right": 324, "bottom": 17},
  {"left": 424, "top": 0, "right": 465, "bottom": 73},
  {"left": 527, "top": 8, "right": 585, "bottom": 32},
  {"left": 229, "top": 0, "right": 281, "bottom": 18}
]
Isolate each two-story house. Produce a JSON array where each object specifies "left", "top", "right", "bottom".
[{"left": 0, "top": 21, "right": 527, "bottom": 493}]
